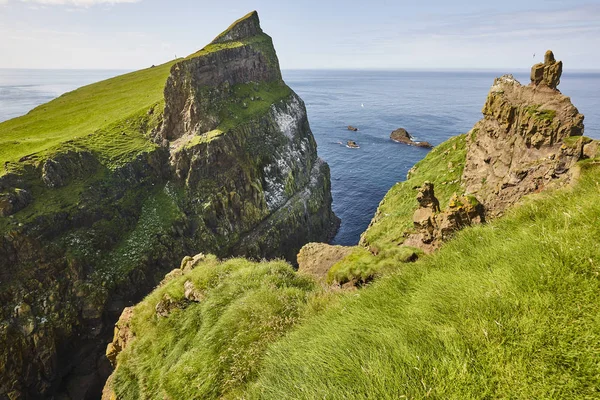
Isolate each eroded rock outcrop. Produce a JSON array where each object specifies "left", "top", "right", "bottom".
[
  {"left": 0, "top": 11, "right": 337, "bottom": 399},
  {"left": 462, "top": 52, "right": 586, "bottom": 217},
  {"left": 297, "top": 242, "right": 355, "bottom": 282},
  {"left": 530, "top": 50, "right": 562, "bottom": 89},
  {"left": 405, "top": 182, "right": 484, "bottom": 252}
]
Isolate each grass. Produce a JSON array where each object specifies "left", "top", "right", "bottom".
[
  {"left": 0, "top": 23, "right": 279, "bottom": 177},
  {"left": 0, "top": 61, "right": 176, "bottom": 175},
  {"left": 524, "top": 105, "right": 557, "bottom": 122},
  {"left": 245, "top": 161, "right": 600, "bottom": 399},
  {"left": 112, "top": 256, "right": 318, "bottom": 400}
]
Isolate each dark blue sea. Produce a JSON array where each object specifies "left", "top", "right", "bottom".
[{"left": 1, "top": 69, "right": 599, "bottom": 245}]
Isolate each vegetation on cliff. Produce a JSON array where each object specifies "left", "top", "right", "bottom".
[
  {"left": 0, "top": 11, "right": 337, "bottom": 399},
  {"left": 106, "top": 53, "right": 600, "bottom": 399}
]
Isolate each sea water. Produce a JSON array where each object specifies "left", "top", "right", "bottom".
[{"left": 1, "top": 69, "right": 599, "bottom": 245}]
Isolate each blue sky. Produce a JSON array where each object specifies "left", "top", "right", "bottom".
[{"left": 1, "top": 0, "right": 599, "bottom": 70}]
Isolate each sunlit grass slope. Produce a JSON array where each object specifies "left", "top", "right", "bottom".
[
  {"left": 0, "top": 61, "right": 177, "bottom": 173},
  {"left": 247, "top": 160, "right": 600, "bottom": 399},
  {"left": 112, "top": 256, "right": 320, "bottom": 399}
]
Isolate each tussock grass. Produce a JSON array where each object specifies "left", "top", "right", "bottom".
[
  {"left": 246, "top": 162, "right": 600, "bottom": 399},
  {"left": 112, "top": 256, "right": 318, "bottom": 399}
]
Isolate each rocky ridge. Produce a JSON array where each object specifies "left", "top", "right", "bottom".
[{"left": 0, "top": 11, "right": 337, "bottom": 399}]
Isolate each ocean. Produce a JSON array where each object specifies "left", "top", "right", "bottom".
[{"left": 2, "top": 69, "right": 599, "bottom": 245}]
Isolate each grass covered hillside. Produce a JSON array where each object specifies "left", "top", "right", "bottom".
[
  {"left": 0, "top": 61, "right": 175, "bottom": 174},
  {"left": 246, "top": 160, "right": 600, "bottom": 399},
  {"left": 109, "top": 126, "right": 600, "bottom": 398},
  {"left": 0, "top": 11, "right": 279, "bottom": 176}
]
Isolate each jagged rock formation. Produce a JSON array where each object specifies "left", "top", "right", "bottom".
[
  {"left": 0, "top": 11, "right": 337, "bottom": 399},
  {"left": 462, "top": 51, "right": 588, "bottom": 217},
  {"left": 390, "top": 128, "right": 433, "bottom": 148},
  {"left": 404, "top": 182, "right": 484, "bottom": 252},
  {"left": 530, "top": 50, "right": 562, "bottom": 89}
]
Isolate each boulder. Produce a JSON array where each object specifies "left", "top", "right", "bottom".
[
  {"left": 407, "top": 183, "right": 484, "bottom": 252},
  {"left": 297, "top": 243, "right": 355, "bottom": 282},
  {"left": 530, "top": 50, "right": 563, "bottom": 89},
  {"left": 347, "top": 126, "right": 359, "bottom": 132},
  {"left": 390, "top": 128, "right": 433, "bottom": 148}
]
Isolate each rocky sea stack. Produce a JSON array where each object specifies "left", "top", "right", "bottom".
[
  {"left": 390, "top": 128, "right": 433, "bottom": 148},
  {"left": 0, "top": 11, "right": 337, "bottom": 399},
  {"left": 462, "top": 50, "right": 593, "bottom": 217}
]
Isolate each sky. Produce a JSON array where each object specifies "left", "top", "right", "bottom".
[{"left": 0, "top": 0, "right": 599, "bottom": 70}]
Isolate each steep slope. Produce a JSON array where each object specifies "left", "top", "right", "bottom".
[
  {"left": 0, "top": 11, "right": 337, "bottom": 399},
  {"left": 103, "top": 52, "right": 600, "bottom": 399}
]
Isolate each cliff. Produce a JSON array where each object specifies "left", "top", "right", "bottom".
[
  {"left": 0, "top": 11, "right": 337, "bottom": 399},
  {"left": 101, "top": 51, "right": 600, "bottom": 399}
]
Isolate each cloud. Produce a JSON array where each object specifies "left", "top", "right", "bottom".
[{"left": 11, "top": 0, "right": 140, "bottom": 5}]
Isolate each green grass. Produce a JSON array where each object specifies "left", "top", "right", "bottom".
[
  {"left": 112, "top": 256, "right": 318, "bottom": 400},
  {"left": 524, "top": 105, "right": 557, "bottom": 122},
  {"left": 0, "top": 61, "right": 176, "bottom": 174},
  {"left": 246, "top": 161, "right": 600, "bottom": 399},
  {"left": 217, "top": 81, "right": 291, "bottom": 131}
]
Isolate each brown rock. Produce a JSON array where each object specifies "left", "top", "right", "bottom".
[
  {"left": 347, "top": 125, "right": 359, "bottom": 131},
  {"left": 390, "top": 128, "right": 433, "bottom": 148},
  {"left": 408, "top": 183, "right": 484, "bottom": 252},
  {"left": 347, "top": 140, "right": 360, "bottom": 148},
  {"left": 297, "top": 243, "right": 354, "bottom": 282},
  {"left": 105, "top": 307, "right": 134, "bottom": 367},
  {"left": 155, "top": 294, "right": 179, "bottom": 318},
  {"left": 184, "top": 280, "right": 204, "bottom": 302},
  {"left": 583, "top": 140, "right": 600, "bottom": 159},
  {"left": 416, "top": 181, "right": 441, "bottom": 212},
  {"left": 463, "top": 66, "right": 584, "bottom": 217},
  {"left": 530, "top": 50, "right": 563, "bottom": 90}
]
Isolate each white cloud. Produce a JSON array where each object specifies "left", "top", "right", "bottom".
[{"left": 11, "top": 0, "right": 140, "bottom": 5}]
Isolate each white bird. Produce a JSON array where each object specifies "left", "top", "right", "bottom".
[{"left": 361, "top": 103, "right": 364, "bottom": 108}]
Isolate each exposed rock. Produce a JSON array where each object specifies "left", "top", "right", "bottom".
[
  {"left": 180, "top": 253, "right": 206, "bottom": 273},
  {"left": 462, "top": 56, "right": 586, "bottom": 217},
  {"left": 347, "top": 140, "right": 360, "bottom": 148},
  {"left": 0, "top": 188, "right": 32, "bottom": 217},
  {"left": 530, "top": 50, "right": 563, "bottom": 90},
  {"left": 155, "top": 294, "right": 181, "bottom": 318},
  {"left": 583, "top": 140, "right": 600, "bottom": 159},
  {"left": 406, "top": 183, "right": 484, "bottom": 252},
  {"left": 347, "top": 126, "right": 359, "bottom": 132},
  {"left": 159, "top": 268, "right": 183, "bottom": 286},
  {"left": 416, "top": 181, "right": 440, "bottom": 211},
  {"left": 105, "top": 307, "right": 134, "bottom": 367},
  {"left": 184, "top": 280, "right": 204, "bottom": 302},
  {"left": 297, "top": 243, "right": 355, "bottom": 282},
  {"left": 390, "top": 128, "right": 433, "bottom": 148}
]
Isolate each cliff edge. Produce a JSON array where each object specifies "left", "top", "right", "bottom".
[{"left": 0, "top": 11, "right": 337, "bottom": 399}]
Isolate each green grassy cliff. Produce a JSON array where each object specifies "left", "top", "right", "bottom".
[
  {"left": 105, "top": 66, "right": 600, "bottom": 399},
  {"left": 0, "top": 11, "right": 337, "bottom": 399}
]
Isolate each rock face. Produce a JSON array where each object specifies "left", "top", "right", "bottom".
[
  {"left": 530, "top": 50, "right": 563, "bottom": 89},
  {"left": 462, "top": 53, "right": 586, "bottom": 217},
  {"left": 297, "top": 243, "right": 355, "bottom": 282},
  {"left": 390, "top": 128, "right": 433, "bottom": 148},
  {"left": 0, "top": 11, "right": 337, "bottom": 399},
  {"left": 405, "top": 182, "right": 484, "bottom": 252}
]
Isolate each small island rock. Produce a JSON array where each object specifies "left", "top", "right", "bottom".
[
  {"left": 390, "top": 128, "right": 433, "bottom": 148},
  {"left": 347, "top": 126, "right": 359, "bottom": 132}
]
